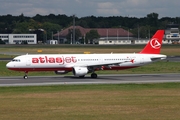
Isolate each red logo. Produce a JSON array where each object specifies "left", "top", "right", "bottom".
[
  {"left": 32, "top": 56, "right": 77, "bottom": 64},
  {"left": 130, "top": 59, "right": 134, "bottom": 63},
  {"left": 150, "top": 38, "right": 161, "bottom": 49}
]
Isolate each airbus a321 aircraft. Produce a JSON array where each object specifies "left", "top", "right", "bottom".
[{"left": 6, "top": 30, "right": 166, "bottom": 79}]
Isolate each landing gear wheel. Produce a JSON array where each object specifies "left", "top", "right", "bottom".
[
  {"left": 24, "top": 75, "right": 28, "bottom": 79},
  {"left": 79, "top": 75, "right": 85, "bottom": 78},
  {"left": 91, "top": 73, "right": 97, "bottom": 78},
  {"left": 24, "top": 71, "right": 28, "bottom": 79}
]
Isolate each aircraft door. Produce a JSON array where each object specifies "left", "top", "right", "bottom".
[
  {"left": 99, "top": 56, "right": 104, "bottom": 64},
  {"left": 26, "top": 56, "right": 31, "bottom": 66},
  {"left": 140, "top": 55, "right": 144, "bottom": 64}
]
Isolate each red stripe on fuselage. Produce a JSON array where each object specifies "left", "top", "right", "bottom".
[
  {"left": 7, "top": 67, "right": 73, "bottom": 72},
  {"left": 7, "top": 66, "right": 139, "bottom": 72}
]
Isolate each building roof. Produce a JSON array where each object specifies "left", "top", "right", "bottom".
[{"left": 54, "top": 26, "right": 133, "bottom": 37}]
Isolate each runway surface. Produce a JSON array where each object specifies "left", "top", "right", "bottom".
[{"left": 0, "top": 73, "right": 180, "bottom": 87}]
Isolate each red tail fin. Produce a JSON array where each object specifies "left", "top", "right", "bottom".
[{"left": 139, "top": 30, "right": 164, "bottom": 54}]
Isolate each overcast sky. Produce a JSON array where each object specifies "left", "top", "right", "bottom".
[{"left": 0, "top": 0, "right": 179, "bottom": 18}]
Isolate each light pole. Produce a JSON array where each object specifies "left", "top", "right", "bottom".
[
  {"left": 52, "top": 31, "right": 53, "bottom": 40},
  {"left": 73, "top": 14, "right": 76, "bottom": 44},
  {"left": 148, "top": 29, "right": 150, "bottom": 39},
  {"left": 71, "top": 29, "right": 72, "bottom": 44},
  {"left": 138, "top": 25, "right": 139, "bottom": 40},
  {"left": 128, "top": 29, "right": 129, "bottom": 41},
  {"left": 106, "top": 29, "right": 108, "bottom": 43},
  {"left": 58, "top": 31, "right": 59, "bottom": 43}
]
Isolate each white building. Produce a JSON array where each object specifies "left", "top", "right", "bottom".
[
  {"left": 98, "top": 37, "right": 133, "bottom": 45},
  {"left": 164, "top": 24, "right": 180, "bottom": 44},
  {"left": 46, "top": 40, "right": 58, "bottom": 44},
  {"left": 0, "top": 34, "right": 37, "bottom": 44},
  {"left": 98, "top": 38, "right": 150, "bottom": 45}
]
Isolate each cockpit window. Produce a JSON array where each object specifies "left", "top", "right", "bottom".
[{"left": 11, "top": 59, "right": 21, "bottom": 62}]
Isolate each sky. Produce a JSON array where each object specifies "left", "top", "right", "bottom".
[{"left": 0, "top": 0, "right": 180, "bottom": 18}]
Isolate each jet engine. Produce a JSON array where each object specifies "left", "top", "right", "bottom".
[
  {"left": 54, "top": 70, "right": 70, "bottom": 75},
  {"left": 72, "top": 67, "right": 88, "bottom": 77}
]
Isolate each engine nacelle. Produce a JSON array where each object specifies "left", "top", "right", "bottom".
[
  {"left": 72, "top": 67, "right": 88, "bottom": 76},
  {"left": 54, "top": 70, "right": 69, "bottom": 75}
]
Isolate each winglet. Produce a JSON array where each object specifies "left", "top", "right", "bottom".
[{"left": 139, "top": 30, "right": 164, "bottom": 54}]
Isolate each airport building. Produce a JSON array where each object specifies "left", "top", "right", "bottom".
[
  {"left": 0, "top": 34, "right": 37, "bottom": 44},
  {"left": 54, "top": 26, "right": 134, "bottom": 45},
  {"left": 164, "top": 24, "right": 180, "bottom": 44},
  {"left": 54, "top": 26, "right": 166, "bottom": 45},
  {"left": 53, "top": 25, "right": 180, "bottom": 45}
]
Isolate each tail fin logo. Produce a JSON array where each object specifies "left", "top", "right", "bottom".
[{"left": 150, "top": 38, "right": 161, "bottom": 49}]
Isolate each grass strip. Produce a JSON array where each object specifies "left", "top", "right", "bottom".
[{"left": 0, "top": 83, "right": 180, "bottom": 120}]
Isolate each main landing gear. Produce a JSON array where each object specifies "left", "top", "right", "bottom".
[
  {"left": 24, "top": 71, "right": 28, "bottom": 79},
  {"left": 91, "top": 73, "right": 97, "bottom": 78},
  {"left": 78, "top": 73, "right": 97, "bottom": 78}
]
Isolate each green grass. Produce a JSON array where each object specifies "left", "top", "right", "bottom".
[
  {"left": 0, "top": 44, "right": 180, "bottom": 55},
  {"left": 0, "top": 83, "right": 180, "bottom": 120},
  {"left": 0, "top": 54, "right": 14, "bottom": 58}
]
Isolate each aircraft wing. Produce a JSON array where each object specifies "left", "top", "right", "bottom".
[
  {"left": 96, "top": 60, "right": 133, "bottom": 66},
  {"left": 65, "top": 59, "right": 134, "bottom": 69},
  {"left": 86, "top": 60, "right": 134, "bottom": 70}
]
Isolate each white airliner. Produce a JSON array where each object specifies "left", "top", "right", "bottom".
[{"left": 6, "top": 30, "right": 166, "bottom": 79}]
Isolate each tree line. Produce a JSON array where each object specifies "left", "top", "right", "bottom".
[{"left": 0, "top": 12, "right": 179, "bottom": 42}]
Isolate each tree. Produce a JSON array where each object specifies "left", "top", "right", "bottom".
[
  {"left": 13, "top": 21, "right": 29, "bottom": 33},
  {"left": 147, "top": 12, "right": 159, "bottom": 26},
  {"left": 1, "top": 13, "right": 180, "bottom": 43},
  {"left": 42, "top": 22, "right": 62, "bottom": 42},
  {"left": 85, "top": 30, "right": 100, "bottom": 44}
]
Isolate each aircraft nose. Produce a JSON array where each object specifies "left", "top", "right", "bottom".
[{"left": 6, "top": 62, "right": 13, "bottom": 69}]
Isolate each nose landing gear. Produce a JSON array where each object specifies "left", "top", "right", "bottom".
[{"left": 24, "top": 71, "right": 28, "bottom": 79}]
